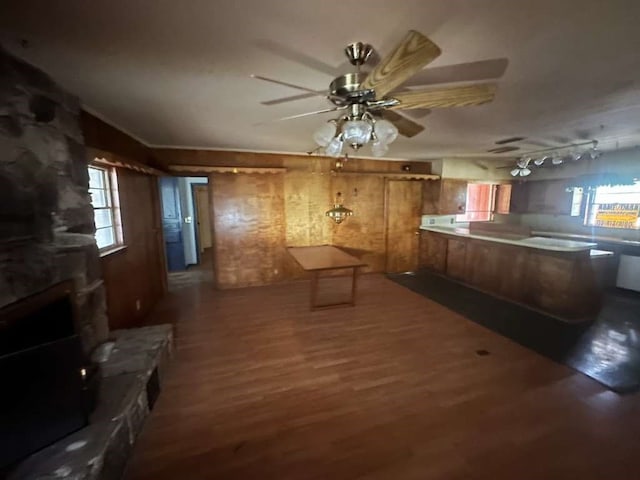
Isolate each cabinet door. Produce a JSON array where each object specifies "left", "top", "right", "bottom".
[
  {"left": 422, "top": 180, "right": 440, "bottom": 214},
  {"left": 495, "top": 184, "right": 512, "bottom": 214},
  {"left": 510, "top": 182, "right": 529, "bottom": 213},
  {"left": 446, "top": 238, "right": 467, "bottom": 280},
  {"left": 419, "top": 232, "right": 447, "bottom": 272},
  {"left": 527, "top": 181, "right": 547, "bottom": 213},
  {"left": 544, "top": 180, "right": 573, "bottom": 214},
  {"left": 526, "top": 180, "right": 573, "bottom": 214},
  {"left": 440, "top": 179, "right": 467, "bottom": 214}
]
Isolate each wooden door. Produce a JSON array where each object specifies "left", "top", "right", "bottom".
[
  {"left": 385, "top": 180, "right": 423, "bottom": 273},
  {"left": 193, "top": 185, "right": 212, "bottom": 253}
]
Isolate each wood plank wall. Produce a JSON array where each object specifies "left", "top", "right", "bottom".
[
  {"left": 81, "top": 114, "right": 167, "bottom": 329},
  {"left": 211, "top": 173, "right": 286, "bottom": 288},
  {"left": 153, "top": 149, "right": 432, "bottom": 288},
  {"left": 81, "top": 111, "right": 161, "bottom": 168}
]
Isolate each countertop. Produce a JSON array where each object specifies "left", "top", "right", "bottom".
[
  {"left": 533, "top": 231, "right": 640, "bottom": 248},
  {"left": 420, "top": 226, "right": 598, "bottom": 252}
]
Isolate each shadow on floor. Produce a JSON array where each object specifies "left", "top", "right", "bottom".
[{"left": 388, "top": 270, "right": 640, "bottom": 394}]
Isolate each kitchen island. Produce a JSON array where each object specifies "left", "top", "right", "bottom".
[{"left": 419, "top": 226, "right": 603, "bottom": 322}]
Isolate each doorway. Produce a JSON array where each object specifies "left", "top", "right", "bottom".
[
  {"left": 385, "top": 179, "right": 423, "bottom": 273},
  {"left": 192, "top": 184, "right": 212, "bottom": 262},
  {"left": 158, "top": 176, "right": 213, "bottom": 289}
]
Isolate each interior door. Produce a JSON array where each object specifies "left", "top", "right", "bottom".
[
  {"left": 194, "top": 185, "right": 212, "bottom": 253},
  {"left": 385, "top": 179, "right": 423, "bottom": 273},
  {"left": 159, "top": 176, "right": 186, "bottom": 271}
]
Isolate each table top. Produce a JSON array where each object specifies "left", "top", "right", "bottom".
[{"left": 287, "top": 245, "right": 366, "bottom": 271}]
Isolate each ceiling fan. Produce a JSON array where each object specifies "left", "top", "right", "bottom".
[{"left": 252, "top": 30, "right": 498, "bottom": 157}]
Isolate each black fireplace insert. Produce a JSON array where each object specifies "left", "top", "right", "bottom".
[{"left": 0, "top": 281, "right": 98, "bottom": 471}]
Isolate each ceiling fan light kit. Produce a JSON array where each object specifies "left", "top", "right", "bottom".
[
  {"left": 314, "top": 111, "right": 400, "bottom": 157},
  {"left": 254, "top": 30, "right": 498, "bottom": 158}
]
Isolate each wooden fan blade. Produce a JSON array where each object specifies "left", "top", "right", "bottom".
[
  {"left": 360, "top": 30, "right": 441, "bottom": 98},
  {"left": 261, "top": 92, "right": 324, "bottom": 106},
  {"left": 380, "top": 110, "right": 425, "bottom": 138},
  {"left": 250, "top": 75, "right": 325, "bottom": 96},
  {"left": 254, "top": 106, "right": 345, "bottom": 125},
  {"left": 389, "top": 83, "right": 497, "bottom": 110}
]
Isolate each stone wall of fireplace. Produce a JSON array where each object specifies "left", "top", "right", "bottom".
[{"left": 0, "top": 45, "right": 108, "bottom": 353}]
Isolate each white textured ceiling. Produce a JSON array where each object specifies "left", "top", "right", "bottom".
[{"left": 2, "top": 0, "right": 640, "bottom": 160}]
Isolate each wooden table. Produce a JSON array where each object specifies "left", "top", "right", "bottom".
[{"left": 287, "top": 245, "right": 367, "bottom": 311}]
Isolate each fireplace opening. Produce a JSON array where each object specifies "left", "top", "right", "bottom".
[{"left": 0, "top": 281, "right": 99, "bottom": 471}]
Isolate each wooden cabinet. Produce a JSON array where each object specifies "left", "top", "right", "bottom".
[
  {"left": 446, "top": 238, "right": 466, "bottom": 280},
  {"left": 509, "top": 182, "right": 529, "bottom": 213},
  {"left": 419, "top": 231, "right": 447, "bottom": 272},
  {"left": 422, "top": 179, "right": 467, "bottom": 215},
  {"left": 529, "top": 179, "right": 572, "bottom": 214},
  {"left": 495, "top": 184, "right": 512, "bottom": 214},
  {"left": 423, "top": 231, "right": 602, "bottom": 320},
  {"left": 510, "top": 180, "right": 572, "bottom": 214}
]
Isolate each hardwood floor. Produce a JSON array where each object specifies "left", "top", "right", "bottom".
[{"left": 126, "top": 274, "right": 640, "bottom": 479}]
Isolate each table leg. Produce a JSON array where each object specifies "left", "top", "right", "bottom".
[
  {"left": 310, "top": 271, "right": 319, "bottom": 311},
  {"left": 350, "top": 267, "right": 359, "bottom": 306}
]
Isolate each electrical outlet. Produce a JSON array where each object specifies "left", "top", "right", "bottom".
[
  {"left": 450, "top": 218, "right": 455, "bottom": 224},
  {"left": 429, "top": 218, "right": 435, "bottom": 225},
  {"left": 135, "top": 299, "right": 141, "bottom": 311}
]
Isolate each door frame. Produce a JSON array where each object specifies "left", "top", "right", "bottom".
[{"left": 190, "top": 183, "right": 202, "bottom": 265}]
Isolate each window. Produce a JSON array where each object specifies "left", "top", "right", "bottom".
[
  {"left": 456, "top": 183, "right": 510, "bottom": 222},
  {"left": 584, "top": 183, "right": 640, "bottom": 230},
  {"left": 89, "top": 165, "right": 123, "bottom": 249}
]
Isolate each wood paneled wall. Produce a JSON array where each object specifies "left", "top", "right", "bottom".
[
  {"left": 154, "top": 148, "right": 431, "bottom": 288},
  {"left": 211, "top": 173, "right": 286, "bottom": 288},
  {"left": 81, "top": 111, "right": 160, "bottom": 168},
  {"left": 81, "top": 114, "right": 167, "bottom": 329},
  {"left": 100, "top": 168, "right": 166, "bottom": 328}
]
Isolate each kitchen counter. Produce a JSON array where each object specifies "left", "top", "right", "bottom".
[
  {"left": 420, "top": 226, "right": 597, "bottom": 252},
  {"left": 419, "top": 227, "right": 603, "bottom": 321},
  {"left": 533, "top": 230, "right": 640, "bottom": 248}
]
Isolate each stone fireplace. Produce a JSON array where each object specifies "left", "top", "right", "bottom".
[
  {"left": 0, "top": 45, "right": 108, "bottom": 468},
  {"left": 0, "top": 45, "right": 109, "bottom": 351},
  {"left": 1, "top": 45, "right": 173, "bottom": 480}
]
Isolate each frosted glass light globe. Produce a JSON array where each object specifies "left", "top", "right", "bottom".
[
  {"left": 371, "top": 141, "right": 389, "bottom": 157},
  {"left": 373, "top": 119, "right": 398, "bottom": 144},
  {"left": 325, "top": 137, "right": 344, "bottom": 157},
  {"left": 313, "top": 122, "right": 336, "bottom": 147},
  {"left": 341, "top": 120, "right": 372, "bottom": 146}
]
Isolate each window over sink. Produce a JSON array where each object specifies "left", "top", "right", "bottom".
[{"left": 456, "top": 183, "right": 511, "bottom": 222}]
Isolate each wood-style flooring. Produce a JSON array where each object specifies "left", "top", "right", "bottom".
[{"left": 126, "top": 274, "right": 640, "bottom": 480}]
